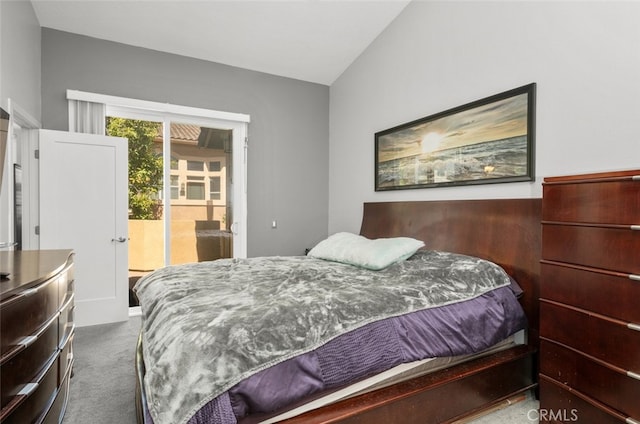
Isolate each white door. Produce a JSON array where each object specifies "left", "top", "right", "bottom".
[{"left": 39, "top": 129, "right": 128, "bottom": 327}]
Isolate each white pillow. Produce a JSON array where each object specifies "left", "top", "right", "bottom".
[{"left": 308, "top": 232, "right": 425, "bottom": 270}]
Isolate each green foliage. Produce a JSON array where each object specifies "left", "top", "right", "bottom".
[{"left": 106, "top": 117, "right": 163, "bottom": 219}]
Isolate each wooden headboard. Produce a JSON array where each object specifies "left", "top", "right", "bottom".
[{"left": 360, "top": 198, "right": 542, "bottom": 346}]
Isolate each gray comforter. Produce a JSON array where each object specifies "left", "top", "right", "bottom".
[{"left": 134, "top": 250, "right": 514, "bottom": 424}]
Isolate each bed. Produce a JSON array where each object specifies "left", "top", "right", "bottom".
[{"left": 134, "top": 198, "right": 542, "bottom": 424}]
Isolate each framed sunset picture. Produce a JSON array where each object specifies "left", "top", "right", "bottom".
[{"left": 375, "top": 83, "right": 536, "bottom": 191}]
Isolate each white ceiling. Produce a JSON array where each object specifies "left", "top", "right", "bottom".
[{"left": 31, "top": 0, "right": 410, "bottom": 86}]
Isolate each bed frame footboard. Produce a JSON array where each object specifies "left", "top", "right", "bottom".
[{"left": 282, "top": 345, "right": 535, "bottom": 424}]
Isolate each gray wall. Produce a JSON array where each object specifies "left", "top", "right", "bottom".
[
  {"left": 0, "top": 0, "right": 41, "bottom": 118},
  {"left": 0, "top": 0, "right": 41, "bottom": 244},
  {"left": 329, "top": 1, "right": 640, "bottom": 233},
  {"left": 41, "top": 28, "right": 329, "bottom": 257}
]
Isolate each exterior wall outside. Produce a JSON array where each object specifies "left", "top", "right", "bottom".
[
  {"left": 156, "top": 134, "right": 228, "bottom": 225},
  {"left": 329, "top": 1, "right": 640, "bottom": 234},
  {"left": 169, "top": 205, "right": 226, "bottom": 223},
  {"left": 129, "top": 219, "right": 231, "bottom": 272}
]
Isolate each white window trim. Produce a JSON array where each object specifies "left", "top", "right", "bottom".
[
  {"left": 67, "top": 90, "right": 250, "bottom": 124},
  {"left": 4, "top": 99, "right": 42, "bottom": 250}
]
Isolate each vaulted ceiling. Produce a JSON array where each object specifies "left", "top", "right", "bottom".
[{"left": 31, "top": 0, "right": 410, "bottom": 85}]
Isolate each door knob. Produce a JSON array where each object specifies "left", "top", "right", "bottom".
[{"left": 112, "top": 237, "right": 128, "bottom": 243}]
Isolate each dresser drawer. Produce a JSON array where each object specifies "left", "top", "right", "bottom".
[
  {"left": 1, "top": 275, "right": 60, "bottom": 359},
  {"left": 0, "top": 250, "right": 74, "bottom": 424},
  {"left": 540, "top": 339, "right": 640, "bottom": 420},
  {"left": 59, "top": 332, "right": 74, "bottom": 386},
  {"left": 542, "top": 224, "right": 640, "bottom": 274},
  {"left": 0, "top": 355, "right": 59, "bottom": 424},
  {"left": 541, "top": 262, "right": 640, "bottom": 324},
  {"left": 539, "top": 376, "right": 629, "bottom": 424},
  {"left": 58, "top": 264, "right": 74, "bottom": 308},
  {"left": 58, "top": 294, "right": 74, "bottom": 349},
  {"left": 540, "top": 300, "right": 640, "bottom": 374},
  {"left": 43, "top": 358, "right": 73, "bottom": 424},
  {"left": 542, "top": 179, "right": 640, "bottom": 224},
  {"left": 0, "top": 318, "right": 59, "bottom": 410}
]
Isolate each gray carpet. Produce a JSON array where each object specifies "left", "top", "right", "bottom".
[
  {"left": 62, "top": 316, "right": 538, "bottom": 423},
  {"left": 63, "top": 316, "right": 141, "bottom": 424}
]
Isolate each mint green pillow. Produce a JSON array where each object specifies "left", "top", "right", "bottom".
[{"left": 308, "top": 232, "right": 425, "bottom": 270}]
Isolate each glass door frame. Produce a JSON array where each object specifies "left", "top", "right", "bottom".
[{"left": 106, "top": 103, "right": 249, "bottom": 262}]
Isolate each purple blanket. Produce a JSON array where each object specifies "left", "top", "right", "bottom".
[{"left": 143, "top": 284, "right": 525, "bottom": 424}]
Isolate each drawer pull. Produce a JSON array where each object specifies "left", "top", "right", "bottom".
[
  {"left": 631, "top": 274, "right": 640, "bottom": 281},
  {"left": 16, "top": 335, "right": 38, "bottom": 346},
  {"left": 1, "top": 282, "right": 50, "bottom": 307},
  {"left": 60, "top": 292, "right": 75, "bottom": 312},
  {"left": 633, "top": 175, "right": 640, "bottom": 181},
  {"left": 21, "top": 287, "right": 39, "bottom": 297},
  {"left": 60, "top": 323, "right": 76, "bottom": 349},
  {"left": 629, "top": 323, "right": 640, "bottom": 332},
  {"left": 627, "top": 418, "right": 640, "bottom": 424},
  {"left": 17, "top": 382, "right": 39, "bottom": 397},
  {"left": 629, "top": 370, "right": 640, "bottom": 381},
  {"left": 632, "top": 225, "right": 640, "bottom": 231}
]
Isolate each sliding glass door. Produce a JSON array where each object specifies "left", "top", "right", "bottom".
[
  {"left": 106, "top": 107, "right": 247, "bottom": 308},
  {"left": 168, "top": 122, "right": 234, "bottom": 265}
]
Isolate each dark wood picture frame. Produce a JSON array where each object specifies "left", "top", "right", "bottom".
[{"left": 375, "top": 83, "right": 536, "bottom": 191}]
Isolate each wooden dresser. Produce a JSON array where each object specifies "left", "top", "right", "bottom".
[
  {"left": 540, "top": 170, "right": 640, "bottom": 424},
  {"left": 0, "top": 250, "right": 75, "bottom": 424}
]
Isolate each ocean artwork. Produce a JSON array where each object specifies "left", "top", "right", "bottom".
[
  {"left": 377, "top": 135, "right": 528, "bottom": 188},
  {"left": 375, "top": 84, "right": 535, "bottom": 190}
]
